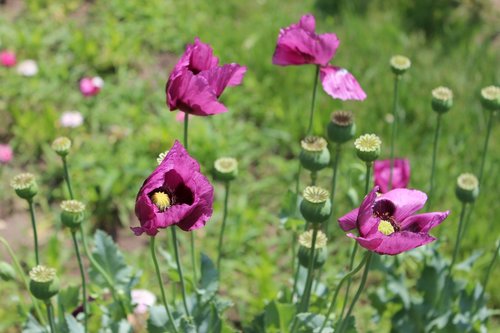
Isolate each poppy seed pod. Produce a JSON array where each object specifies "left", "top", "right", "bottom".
[
  {"left": 213, "top": 157, "right": 238, "bottom": 182},
  {"left": 354, "top": 134, "right": 382, "bottom": 163},
  {"left": 300, "top": 186, "right": 331, "bottom": 224},
  {"left": 480, "top": 86, "right": 500, "bottom": 111},
  {"left": 455, "top": 173, "right": 479, "bottom": 203},
  {"left": 11, "top": 173, "right": 38, "bottom": 200},
  {"left": 299, "top": 136, "right": 330, "bottom": 172},
  {"left": 29, "top": 265, "right": 60, "bottom": 301},
  {"left": 327, "top": 111, "right": 356, "bottom": 144},
  {"left": 390, "top": 55, "right": 411, "bottom": 76},
  {"left": 0, "top": 262, "right": 16, "bottom": 282},
  {"left": 431, "top": 87, "right": 453, "bottom": 114},
  {"left": 297, "top": 230, "right": 328, "bottom": 268},
  {"left": 60, "top": 200, "right": 85, "bottom": 229},
  {"left": 51, "top": 137, "right": 72, "bottom": 157}
]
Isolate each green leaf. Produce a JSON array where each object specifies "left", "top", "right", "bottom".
[
  {"left": 197, "top": 253, "right": 219, "bottom": 303},
  {"left": 61, "top": 314, "right": 84, "bottom": 333},
  {"left": 340, "top": 315, "right": 357, "bottom": 333},
  {"left": 58, "top": 285, "right": 81, "bottom": 313},
  {"left": 295, "top": 312, "right": 333, "bottom": 333},
  {"left": 264, "top": 301, "right": 295, "bottom": 332},
  {"left": 147, "top": 305, "right": 179, "bottom": 333},
  {"left": 21, "top": 315, "right": 46, "bottom": 333},
  {"left": 456, "top": 250, "right": 483, "bottom": 272}
]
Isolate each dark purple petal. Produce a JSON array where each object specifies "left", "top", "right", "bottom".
[
  {"left": 187, "top": 37, "right": 219, "bottom": 74},
  {"left": 198, "top": 64, "right": 247, "bottom": 97},
  {"left": 357, "top": 186, "right": 380, "bottom": 237},
  {"left": 374, "top": 158, "right": 411, "bottom": 193},
  {"left": 319, "top": 65, "right": 366, "bottom": 101},
  {"left": 347, "top": 233, "right": 383, "bottom": 251},
  {"left": 355, "top": 231, "right": 436, "bottom": 255},
  {"left": 401, "top": 211, "right": 450, "bottom": 233},
  {"left": 377, "top": 188, "right": 427, "bottom": 222},
  {"left": 338, "top": 207, "right": 359, "bottom": 231}
]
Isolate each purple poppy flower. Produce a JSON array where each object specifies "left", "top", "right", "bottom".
[
  {"left": 132, "top": 141, "right": 214, "bottom": 236},
  {"left": 374, "top": 158, "right": 411, "bottom": 193},
  {"left": 338, "top": 187, "right": 449, "bottom": 255},
  {"left": 0, "top": 144, "right": 13, "bottom": 164},
  {"left": 0, "top": 51, "right": 16, "bottom": 67},
  {"left": 79, "top": 76, "right": 103, "bottom": 97},
  {"left": 272, "top": 14, "right": 339, "bottom": 66},
  {"left": 319, "top": 65, "right": 366, "bottom": 101}
]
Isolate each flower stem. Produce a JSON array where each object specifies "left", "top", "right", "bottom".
[
  {"left": 150, "top": 236, "right": 179, "bottom": 333},
  {"left": 478, "top": 110, "right": 495, "bottom": 185},
  {"left": 326, "top": 144, "right": 341, "bottom": 236},
  {"left": 476, "top": 240, "right": 500, "bottom": 310},
  {"left": 171, "top": 228, "right": 191, "bottom": 320},
  {"left": 449, "top": 202, "right": 468, "bottom": 272},
  {"left": 217, "top": 181, "right": 230, "bottom": 274},
  {"left": 28, "top": 199, "right": 40, "bottom": 266},
  {"left": 389, "top": 75, "right": 400, "bottom": 191},
  {"left": 62, "top": 156, "right": 74, "bottom": 200},
  {"left": 428, "top": 113, "right": 442, "bottom": 209},
  {"left": 305, "top": 65, "right": 320, "bottom": 136},
  {"left": 45, "top": 301, "right": 57, "bottom": 333},
  {"left": 71, "top": 230, "right": 88, "bottom": 333},
  {"left": 299, "top": 225, "right": 319, "bottom": 312}
]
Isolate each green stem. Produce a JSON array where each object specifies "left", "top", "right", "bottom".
[
  {"left": 28, "top": 199, "right": 40, "bottom": 266},
  {"left": 428, "top": 113, "right": 442, "bottom": 209},
  {"left": 364, "top": 163, "right": 372, "bottom": 195},
  {"left": 477, "top": 240, "right": 500, "bottom": 308},
  {"left": 217, "top": 181, "right": 231, "bottom": 273},
  {"left": 45, "top": 301, "right": 57, "bottom": 333},
  {"left": 299, "top": 226, "right": 319, "bottom": 312},
  {"left": 62, "top": 156, "right": 74, "bottom": 200},
  {"left": 150, "top": 236, "right": 179, "bottom": 333},
  {"left": 449, "top": 202, "right": 468, "bottom": 272},
  {"left": 171, "top": 228, "right": 191, "bottom": 319},
  {"left": 326, "top": 144, "right": 341, "bottom": 236},
  {"left": 319, "top": 253, "right": 369, "bottom": 332},
  {"left": 305, "top": 65, "right": 320, "bottom": 136},
  {"left": 389, "top": 75, "right": 400, "bottom": 191},
  {"left": 71, "top": 231, "right": 87, "bottom": 333},
  {"left": 183, "top": 112, "right": 189, "bottom": 150},
  {"left": 310, "top": 171, "right": 317, "bottom": 186},
  {"left": 291, "top": 232, "right": 300, "bottom": 299},
  {"left": 478, "top": 110, "right": 495, "bottom": 185}
]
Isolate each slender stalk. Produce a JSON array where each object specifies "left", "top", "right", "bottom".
[
  {"left": 217, "top": 181, "right": 230, "bottom": 273},
  {"left": 319, "top": 253, "right": 369, "bottom": 332},
  {"left": 62, "top": 156, "right": 74, "bottom": 200},
  {"left": 171, "top": 228, "right": 191, "bottom": 319},
  {"left": 45, "top": 301, "right": 57, "bottom": 333},
  {"left": 305, "top": 66, "right": 320, "bottom": 136},
  {"left": 364, "top": 163, "right": 372, "bottom": 195},
  {"left": 478, "top": 110, "right": 495, "bottom": 185},
  {"left": 299, "top": 226, "right": 319, "bottom": 312},
  {"left": 389, "top": 75, "right": 400, "bottom": 190},
  {"left": 150, "top": 236, "right": 179, "bottom": 333},
  {"left": 183, "top": 112, "right": 189, "bottom": 150},
  {"left": 310, "top": 171, "right": 317, "bottom": 186},
  {"left": 428, "top": 113, "right": 442, "bottom": 209},
  {"left": 326, "top": 144, "right": 341, "bottom": 236},
  {"left": 71, "top": 230, "right": 87, "bottom": 333},
  {"left": 28, "top": 199, "right": 40, "bottom": 266},
  {"left": 449, "top": 202, "right": 468, "bottom": 272},
  {"left": 476, "top": 240, "right": 500, "bottom": 309}
]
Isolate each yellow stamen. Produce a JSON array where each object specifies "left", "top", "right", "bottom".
[
  {"left": 151, "top": 192, "right": 171, "bottom": 211},
  {"left": 378, "top": 220, "right": 395, "bottom": 236}
]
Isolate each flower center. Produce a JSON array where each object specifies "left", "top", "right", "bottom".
[
  {"left": 372, "top": 199, "right": 396, "bottom": 219},
  {"left": 354, "top": 134, "right": 381, "bottom": 152},
  {"left": 378, "top": 220, "right": 395, "bottom": 236},
  {"left": 151, "top": 192, "right": 171, "bottom": 211}
]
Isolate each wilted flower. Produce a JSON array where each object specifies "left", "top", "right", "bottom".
[
  {"left": 339, "top": 187, "right": 449, "bottom": 255},
  {"left": 16, "top": 60, "right": 38, "bottom": 77},
  {"left": 132, "top": 141, "right": 214, "bottom": 235},
  {"left": 0, "top": 144, "right": 13, "bottom": 164},
  {"left": 374, "top": 158, "right": 410, "bottom": 193},
  {"left": 60, "top": 111, "right": 84, "bottom": 128},
  {"left": 131, "top": 289, "right": 156, "bottom": 314},
  {"left": 166, "top": 37, "right": 246, "bottom": 116},
  {"left": 0, "top": 51, "right": 16, "bottom": 67},
  {"left": 79, "top": 76, "right": 103, "bottom": 97}
]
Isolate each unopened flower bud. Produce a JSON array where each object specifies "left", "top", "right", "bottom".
[
  {"left": 431, "top": 87, "right": 453, "bottom": 114},
  {"left": 213, "top": 157, "right": 238, "bottom": 182},
  {"left": 354, "top": 134, "right": 381, "bottom": 163},
  {"left": 300, "top": 186, "right": 331, "bottom": 224},
  {"left": 51, "top": 137, "right": 72, "bottom": 157},
  {"left": 480, "top": 86, "right": 500, "bottom": 111},
  {"left": 29, "top": 265, "right": 60, "bottom": 301},
  {"left": 60, "top": 200, "right": 85, "bottom": 229},
  {"left": 299, "top": 136, "right": 330, "bottom": 172},
  {"left": 326, "top": 111, "right": 356, "bottom": 144},
  {"left": 455, "top": 173, "right": 479, "bottom": 203},
  {"left": 297, "top": 230, "right": 328, "bottom": 269},
  {"left": 0, "top": 261, "right": 16, "bottom": 281},
  {"left": 11, "top": 173, "right": 38, "bottom": 200},
  {"left": 390, "top": 55, "right": 411, "bottom": 75}
]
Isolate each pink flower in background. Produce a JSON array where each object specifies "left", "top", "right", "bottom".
[
  {"left": 132, "top": 141, "right": 214, "bottom": 236},
  {"left": 60, "top": 111, "right": 84, "bottom": 128},
  {"left": 131, "top": 289, "right": 156, "bottom": 314},
  {"left": 175, "top": 112, "right": 186, "bottom": 122},
  {"left": 17, "top": 60, "right": 38, "bottom": 77},
  {"left": 0, "top": 51, "right": 16, "bottom": 67},
  {"left": 272, "top": 14, "right": 339, "bottom": 66},
  {"left": 338, "top": 187, "right": 449, "bottom": 255},
  {"left": 0, "top": 144, "right": 13, "bottom": 164},
  {"left": 374, "top": 158, "right": 410, "bottom": 193},
  {"left": 319, "top": 65, "right": 366, "bottom": 101},
  {"left": 79, "top": 76, "right": 103, "bottom": 97}
]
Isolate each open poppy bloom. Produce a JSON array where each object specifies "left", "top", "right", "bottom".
[
  {"left": 132, "top": 141, "right": 214, "bottom": 236},
  {"left": 0, "top": 51, "right": 16, "bottom": 67},
  {"left": 79, "top": 76, "right": 103, "bottom": 97},
  {"left": 374, "top": 158, "right": 410, "bottom": 193},
  {"left": 338, "top": 187, "right": 449, "bottom": 255}
]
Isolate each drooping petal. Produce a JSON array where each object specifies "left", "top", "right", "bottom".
[
  {"left": 338, "top": 207, "right": 359, "bottom": 231},
  {"left": 347, "top": 233, "right": 383, "bottom": 251},
  {"left": 401, "top": 211, "right": 450, "bottom": 233},
  {"left": 198, "top": 63, "right": 247, "bottom": 97},
  {"left": 357, "top": 186, "right": 380, "bottom": 237},
  {"left": 319, "top": 65, "right": 366, "bottom": 101},
  {"left": 377, "top": 188, "right": 427, "bottom": 222},
  {"left": 374, "top": 158, "right": 410, "bottom": 193},
  {"left": 359, "top": 231, "right": 436, "bottom": 255}
]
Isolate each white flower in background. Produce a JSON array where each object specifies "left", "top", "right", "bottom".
[
  {"left": 17, "top": 60, "right": 38, "bottom": 77},
  {"left": 60, "top": 111, "right": 84, "bottom": 128},
  {"left": 131, "top": 289, "right": 156, "bottom": 314}
]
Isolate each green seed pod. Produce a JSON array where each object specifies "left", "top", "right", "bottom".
[
  {"left": 299, "top": 136, "right": 330, "bottom": 172},
  {"left": 11, "top": 173, "right": 38, "bottom": 200},
  {"left": 51, "top": 137, "right": 72, "bottom": 157},
  {"left": 480, "top": 86, "right": 500, "bottom": 111},
  {"left": 431, "top": 87, "right": 453, "bottom": 114},
  {"left": 455, "top": 173, "right": 479, "bottom": 203},
  {"left": 60, "top": 200, "right": 85, "bottom": 229},
  {"left": 213, "top": 157, "right": 238, "bottom": 182},
  {"left": 29, "top": 265, "right": 60, "bottom": 301},
  {"left": 390, "top": 55, "right": 411, "bottom": 76},
  {"left": 298, "top": 246, "right": 327, "bottom": 269},
  {"left": 326, "top": 111, "right": 356, "bottom": 144},
  {"left": 354, "top": 134, "right": 382, "bottom": 163},
  {"left": 300, "top": 186, "right": 331, "bottom": 224},
  {"left": 0, "top": 261, "right": 16, "bottom": 282}
]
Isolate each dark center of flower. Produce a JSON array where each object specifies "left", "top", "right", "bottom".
[
  {"left": 150, "top": 182, "right": 195, "bottom": 213},
  {"left": 372, "top": 199, "right": 400, "bottom": 232}
]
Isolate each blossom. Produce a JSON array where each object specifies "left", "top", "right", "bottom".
[
  {"left": 272, "top": 14, "right": 339, "bottom": 66},
  {"left": 17, "top": 60, "right": 38, "bottom": 76},
  {"left": 0, "top": 51, "right": 16, "bottom": 67},
  {"left": 374, "top": 158, "right": 410, "bottom": 193},
  {"left": 79, "top": 76, "right": 103, "bottom": 97},
  {"left": 60, "top": 111, "right": 84, "bottom": 128},
  {"left": 131, "top": 289, "right": 156, "bottom": 314},
  {"left": 166, "top": 38, "right": 246, "bottom": 116},
  {"left": 132, "top": 141, "right": 214, "bottom": 235},
  {"left": 319, "top": 66, "right": 366, "bottom": 101},
  {"left": 338, "top": 187, "right": 449, "bottom": 255},
  {"left": 0, "top": 144, "right": 13, "bottom": 164}
]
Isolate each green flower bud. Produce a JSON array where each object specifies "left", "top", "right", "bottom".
[
  {"left": 455, "top": 173, "right": 479, "bottom": 203},
  {"left": 51, "top": 137, "right": 72, "bottom": 157},
  {"left": 300, "top": 186, "right": 331, "bottom": 224},
  {"left": 11, "top": 173, "right": 38, "bottom": 200},
  {"left": 213, "top": 157, "right": 238, "bottom": 182},
  {"left": 326, "top": 111, "right": 356, "bottom": 144},
  {"left": 354, "top": 134, "right": 382, "bottom": 163},
  {"left": 299, "top": 136, "right": 330, "bottom": 172},
  {"left": 480, "top": 86, "right": 500, "bottom": 111},
  {"left": 60, "top": 200, "right": 85, "bottom": 229},
  {"left": 297, "top": 230, "right": 328, "bottom": 269},
  {"left": 29, "top": 265, "right": 60, "bottom": 301},
  {"left": 390, "top": 55, "right": 411, "bottom": 76},
  {"left": 431, "top": 87, "right": 453, "bottom": 114},
  {"left": 0, "top": 261, "right": 16, "bottom": 282}
]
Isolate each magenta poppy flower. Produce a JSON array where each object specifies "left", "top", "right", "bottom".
[
  {"left": 338, "top": 187, "right": 449, "bottom": 255},
  {"left": 0, "top": 51, "right": 16, "bottom": 67},
  {"left": 320, "top": 65, "right": 367, "bottom": 101},
  {"left": 374, "top": 158, "right": 410, "bottom": 193},
  {"left": 272, "top": 14, "right": 339, "bottom": 66},
  {"left": 79, "top": 76, "right": 103, "bottom": 97},
  {"left": 131, "top": 141, "right": 214, "bottom": 236},
  {"left": 0, "top": 144, "right": 13, "bottom": 164}
]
